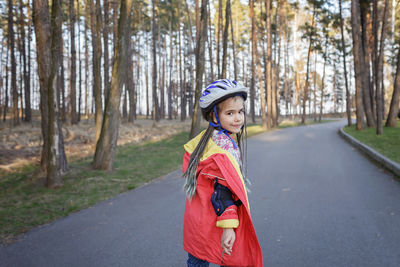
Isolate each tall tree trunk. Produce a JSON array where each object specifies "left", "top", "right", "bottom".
[
  {"left": 90, "top": 0, "right": 103, "bottom": 143},
  {"left": 360, "top": 0, "right": 376, "bottom": 127},
  {"left": 221, "top": 0, "right": 230, "bottom": 78},
  {"left": 128, "top": 39, "right": 135, "bottom": 123},
  {"left": 178, "top": 0, "right": 186, "bottom": 121},
  {"left": 33, "top": 0, "right": 51, "bottom": 172},
  {"left": 386, "top": 46, "right": 400, "bottom": 127},
  {"left": 70, "top": 0, "right": 77, "bottom": 124},
  {"left": 84, "top": 1, "right": 89, "bottom": 119},
  {"left": 374, "top": 0, "right": 390, "bottom": 134},
  {"left": 229, "top": 6, "right": 237, "bottom": 81},
  {"left": 103, "top": 0, "right": 110, "bottom": 97},
  {"left": 19, "top": 0, "right": 31, "bottom": 122},
  {"left": 351, "top": 0, "right": 366, "bottom": 130},
  {"left": 339, "top": 0, "right": 352, "bottom": 126},
  {"left": 93, "top": 0, "right": 133, "bottom": 170},
  {"left": 217, "top": 0, "right": 222, "bottom": 78},
  {"left": 168, "top": 18, "right": 173, "bottom": 120},
  {"left": 249, "top": 0, "right": 256, "bottom": 123},
  {"left": 259, "top": 41, "right": 267, "bottom": 130},
  {"left": 301, "top": 4, "right": 315, "bottom": 124},
  {"left": 189, "top": 0, "right": 208, "bottom": 139},
  {"left": 266, "top": 0, "right": 272, "bottom": 129},
  {"left": 207, "top": 0, "right": 214, "bottom": 83},
  {"left": 47, "top": 0, "right": 68, "bottom": 187},
  {"left": 319, "top": 36, "right": 328, "bottom": 122},
  {"left": 8, "top": 0, "right": 19, "bottom": 126},
  {"left": 151, "top": 0, "right": 159, "bottom": 123},
  {"left": 77, "top": 0, "right": 82, "bottom": 122}
]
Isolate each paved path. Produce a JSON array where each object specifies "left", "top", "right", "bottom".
[{"left": 2, "top": 120, "right": 400, "bottom": 267}]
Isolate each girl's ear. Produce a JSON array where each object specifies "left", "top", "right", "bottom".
[{"left": 212, "top": 111, "right": 218, "bottom": 124}]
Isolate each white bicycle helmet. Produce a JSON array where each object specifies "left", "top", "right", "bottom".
[{"left": 199, "top": 79, "right": 247, "bottom": 113}]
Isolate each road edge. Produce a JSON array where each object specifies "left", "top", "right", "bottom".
[{"left": 338, "top": 127, "right": 400, "bottom": 178}]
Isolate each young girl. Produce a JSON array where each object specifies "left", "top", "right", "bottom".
[{"left": 182, "top": 79, "right": 263, "bottom": 267}]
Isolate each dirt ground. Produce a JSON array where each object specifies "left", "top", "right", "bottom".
[{"left": 0, "top": 116, "right": 192, "bottom": 173}]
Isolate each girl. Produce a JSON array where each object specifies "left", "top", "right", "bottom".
[{"left": 182, "top": 79, "right": 263, "bottom": 267}]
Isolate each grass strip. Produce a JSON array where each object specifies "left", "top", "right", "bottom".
[{"left": 343, "top": 122, "right": 400, "bottom": 164}]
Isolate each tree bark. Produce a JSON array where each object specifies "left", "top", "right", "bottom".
[
  {"left": 178, "top": 0, "right": 186, "bottom": 121},
  {"left": 374, "top": 0, "right": 390, "bottom": 134},
  {"left": 386, "top": 46, "right": 400, "bottom": 127},
  {"left": 266, "top": 0, "right": 272, "bottom": 129},
  {"left": 351, "top": 0, "right": 366, "bottom": 130},
  {"left": 229, "top": 6, "right": 237, "bottom": 81},
  {"left": 339, "top": 0, "right": 352, "bottom": 126},
  {"left": 93, "top": 0, "right": 133, "bottom": 170},
  {"left": 33, "top": 0, "right": 51, "bottom": 172},
  {"left": 249, "top": 0, "right": 256, "bottom": 123},
  {"left": 103, "top": 0, "right": 110, "bottom": 98},
  {"left": 90, "top": 0, "right": 103, "bottom": 143},
  {"left": 8, "top": 0, "right": 19, "bottom": 126},
  {"left": 360, "top": 1, "right": 376, "bottom": 127},
  {"left": 151, "top": 0, "right": 160, "bottom": 123},
  {"left": 19, "top": 0, "right": 31, "bottom": 122},
  {"left": 46, "top": 0, "right": 68, "bottom": 187},
  {"left": 189, "top": 0, "right": 208, "bottom": 139},
  {"left": 301, "top": 4, "right": 315, "bottom": 125},
  {"left": 221, "top": 0, "right": 230, "bottom": 78},
  {"left": 70, "top": 0, "right": 77, "bottom": 124}
]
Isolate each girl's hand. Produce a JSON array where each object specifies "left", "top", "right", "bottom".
[{"left": 221, "top": 228, "right": 235, "bottom": 255}]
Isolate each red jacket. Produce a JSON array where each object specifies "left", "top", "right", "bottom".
[{"left": 183, "top": 131, "right": 263, "bottom": 267}]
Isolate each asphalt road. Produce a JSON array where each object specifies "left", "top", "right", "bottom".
[{"left": 2, "top": 120, "right": 400, "bottom": 267}]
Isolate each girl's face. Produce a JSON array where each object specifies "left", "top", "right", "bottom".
[{"left": 214, "top": 96, "right": 245, "bottom": 134}]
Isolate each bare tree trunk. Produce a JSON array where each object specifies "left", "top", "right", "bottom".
[
  {"left": 151, "top": 0, "right": 159, "bottom": 123},
  {"left": 128, "top": 39, "right": 135, "bottom": 123},
  {"left": 266, "top": 0, "right": 272, "bottom": 129},
  {"left": 374, "top": 0, "right": 390, "bottom": 134},
  {"left": 319, "top": 36, "right": 328, "bottom": 122},
  {"left": 90, "top": 0, "right": 103, "bottom": 143},
  {"left": 8, "top": 0, "right": 19, "bottom": 126},
  {"left": 229, "top": 6, "right": 237, "bottom": 81},
  {"left": 103, "top": 0, "right": 110, "bottom": 97},
  {"left": 168, "top": 18, "right": 173, "bottom": 120},
  {"left": 339, "top": 0, "right": 352, "bottom": 126},
  {"left": 178, "top": 0, "right": 186, "bottom": 121},
  {"left": 249, "top": 0, "right": 256, "bottom": 123},
  {"left": 351, "top": 0, "right": 366, "bottom": 130},
  {"left": 217, "top": 0, "right": 222, "bottom": 78},
  {"left": 189, "top": 0, "right": 208, "bottom": 139},
  {"left": 84, "top": 2, "right": 89, "bottom": 119},
  {"left": 70, "top": 0, "right": 77, "bottom": 124},
  {"left": 207, "top": 0, "right": 214, "bottom": 83},
  {"left": 93, "top": 0, "right": 133, "bottom": 170},
  {"left": 19, "top": 0, "right": 31, "bottom": 122},
  {"left": 33, "top": 0, "right": 51, "bottom": 172},
  {"left": 301, "top": 4, "right": 315, "bottom": 124},
  {"left": 386, "top": 46, "right": 400, "bottom": 127},
  {"left": 47, "top": 0, "right": 68, "bottom": 187},
  {"left": 221, "top": 0, "right": 230, "bottom": 78},
  {"left": 77, "top": 0, "right": 82, "bottom": 122},
  {"left": 360, "top": 1, "right": 376, "bottom": 127}
]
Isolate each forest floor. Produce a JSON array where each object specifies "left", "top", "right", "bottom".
[{"left": 0, "top": 115, "right": 193, "bottom": 173}]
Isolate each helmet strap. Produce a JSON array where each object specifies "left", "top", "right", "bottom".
[{"left": 208, "top": 105, "right": 238, "bottom": 149}]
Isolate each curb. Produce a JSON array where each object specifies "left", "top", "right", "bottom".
[{"left": 338, "top": 127, "right": 400, "bottom": 178}]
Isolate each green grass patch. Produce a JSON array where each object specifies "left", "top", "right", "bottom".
[
  {"left": 0, "top": 131, "right": 188, "bottom": 244},
  {"left": 343, "top": 122, "right": 400, "bottom": 164}
]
